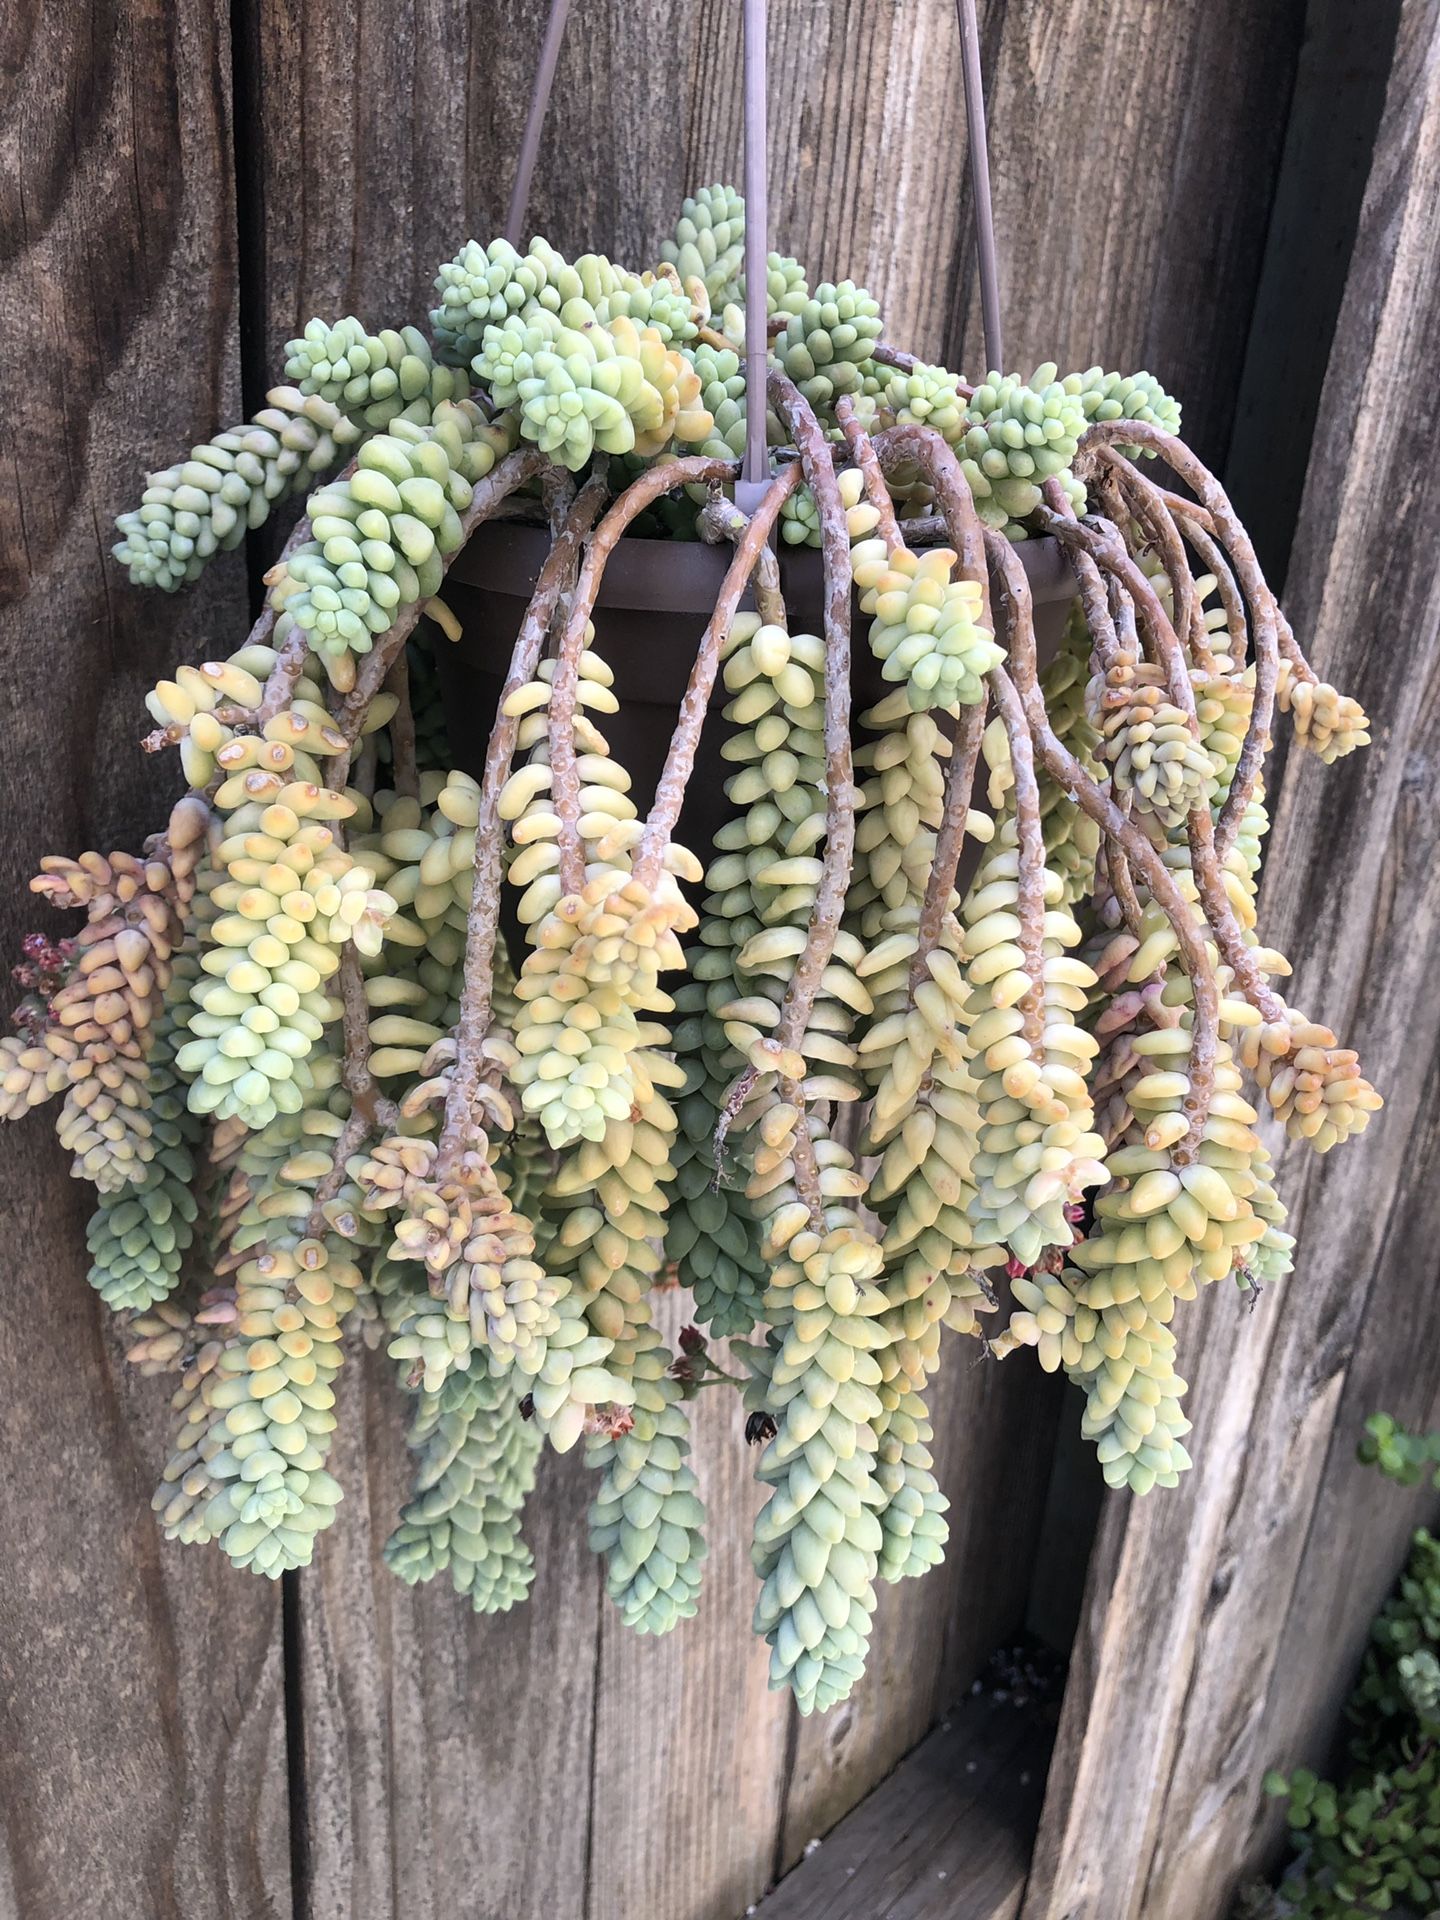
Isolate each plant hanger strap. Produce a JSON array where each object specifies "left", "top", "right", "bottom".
[
  {"left": 738, "top": 0, "right": 771, "bottom": 507},
  {"left": 505, "top": 0, "right": 574, "bottom": 245},
  {"left": 955, "top": 0, "right": 1004, "bottom": 374},
  {"left": 503, "top": 0, "right": 1005, "bottom": 407}
]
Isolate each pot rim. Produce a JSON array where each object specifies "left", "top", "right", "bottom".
[{"left": 449, "top": 515, "right": 1078, "bottom": 615}]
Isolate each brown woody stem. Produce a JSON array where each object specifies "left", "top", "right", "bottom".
[
  {"left": 436, "top": 469, "right": 607, "bottom": 1179},
  {"left": 886, "top": 510, "right": 946, "bottom": 545},
  {"left": 699, "top": 495, "right": 788, "bottom": 628},
  {"left": 868, "top": 422, "right": 997, "bottom": 990},
  {"left": 990, "top": 670, "right": 1048, "bottom": 1050},
  {"left": 1032, "top": 503, "right": 1196, "bottom": 722},
  {"left": 1102, "top": 452, "right": 1217, "bottom": 672},
  {"left": 872, "top": 423, "right": 991, "bottom": 619},
  {"left": 1100, "top": 822, "right": 1145, "bottom": 939},
  {"left": 1107, "top": 574, "right": 1140, "bottom": 659},
  {"left": 1040, "top": 478, "right": 1120, "bottom": 671},
  {"left": 1168, "top": 507, "right": 1248, "bottom": 667},
  {"left": 1075, "top": 421, "right": 1281, "bottom": 862},
  {"left": 1274, "top": 604, "right": 1311, "bottom": 680},
  {"left": 784, "top": 1097, "right": 826, "bottom": 1227},
  {"left": 985, "top": 533, "right": 1219, "bottom": 1155},
  {"left": 911, "top": 702, "right": 986, "bottom": 992},
  {"left": 638, "top": 466, "right": 801, "bottom": 885},
  {"left": 383, "top": 651, "right": 419, "bottom": 799},
  {"left": 871, "top": 344, "right": 976, "bottom": 399},
  {"left": 768, "top": 371, "right": 855, "bottom": 1059},
  {"left": 143, "top": 705, "right": 256, "bottom": 754},
  {"left": 303, "top": 945, "right": 399, "bottom": 1235},
  {"left": 1185, "top": 804, "right": 1287, "bottom": 1022},
  {"left": 549, "top": 455, "right": 741, "bottom": 895}
]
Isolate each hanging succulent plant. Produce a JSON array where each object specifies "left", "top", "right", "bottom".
[{"left": 4, "top": 182, "right": 1381, "bottom": 1718}]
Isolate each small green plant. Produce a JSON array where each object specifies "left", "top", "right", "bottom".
[
  {"left": 1244, "top": 1428, "right": 1440, "bottom": 1917},
  {"left": 1360, "top": 1415, "right": 1440, "bottom": 1492}
]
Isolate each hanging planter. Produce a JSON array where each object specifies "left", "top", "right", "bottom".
[
  {"left": 0, "top": 0, "right": 1383, "bottom": 1727},
  {"left": 439, "top": 524, "right": 1078, "bottom": 863}
]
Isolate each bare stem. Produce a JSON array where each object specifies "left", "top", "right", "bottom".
[
  {"left": 1185, "top": 803, "right": 1287, "bottom": 1022},
  {"left": 885, "top": 509, "right": 945, "bottom": 545},
  {"left": 143, "top": 704, "right": 256, "bottom": 754},
  {"left": 990, "top": 670, "right": 1048, "bottom": 1050},
  {"left": 435, "top": 469, "right": 608, "bottom": 1180},
  {"left": 986, "top": 533, "right": 1219, "bottom": 1155},
  {"left": 638, "top": 465, "right": 801, "bottom": 887},
  {"left": 548, "top": 455, "right": 741, "bottom": 896},
  {"left": 870, "top": 343, "right": 975, "bottom": 399},
  {"left": 1075, "top": 422, "right": 1280, "bottom": 862},
  {"left": 865, "top": 421, "right": 998, "bottom": 991},
  {"left": 1168, "top": 506, "right": 1248, "bottom": 667},
  {"left": 303, "top": 944, "right": 399, "bottom": 1235},
  {"left": 1273, "top": 604, "right": 1311, "bottom": 679},
  {"left": 1107, "top": 574, "right": 1140, "bottom": 660},
  {"left": 911, "top": 701, "right": 986, "bottom": 992},
  {"left": 1032, "top": 503, "right": 1196, "bottom": 721},
  {"left": 784, "top": 1095, "right": 827, "bottom": 1227},
  {"left": 768, "top": 371, "right": 855, "bottom": 1059},
  {"left": 872, "top": 423, "right": 990, "bottom": 623},
  {"left": 1103, "top": 832, "right": 1144, "bottom": 939},
  {"left": 1102, "top": 452, "right": 1217, "bottom": 672},
  {"left": 699, "top": 495, "right": 788, "bottom": 628},
  {"left": 383, "top": 650, "right": 419, "bottom": 799},
  {"left": 1040, "top": 477, "right": 1120, "bottom": 671}
]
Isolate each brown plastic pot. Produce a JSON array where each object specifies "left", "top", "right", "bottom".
[{"left": 437, "top": 523, "right": 1076, "bottom": 940}]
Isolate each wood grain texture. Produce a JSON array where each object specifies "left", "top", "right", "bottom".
[
  {"left": 244, "top": 0, "right": 1308, "bottom": 408},
  {"left": 1223, "top": 0, "right": 1403, "bottom": 583},
  {"left": 0, "top": 1, "right": 290, "bottom": 1916},
  {"left": 959, "top": 0, "right": 1306, "bottom": 460},
  {"left": 587, "top": 1305, "right": 794, "bottom": 1920},
  {"left": 758, "top": 1691, "right": 1053, "bottom": 1920},
  {"left": 297, "top": 1344, "right": 601, "bottom": 1920},
  {"left": 241, "top": 0, "right": 707, "bottom": 362},
  {"left": 1022, "top": 6, "right": 1440, "bottom": 1914}
]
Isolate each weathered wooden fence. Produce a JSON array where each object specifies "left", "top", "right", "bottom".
[{"left": 2, "top": 3, "right": 1437, "bottom": 1918}]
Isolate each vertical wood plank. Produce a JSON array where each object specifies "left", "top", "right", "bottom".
[
  {"left": 587, "top": 1303, "right": 794, "bottom": 1920},
  {"left": 0, "top": 0, "right": 290, "bottom": 1914},
  {"left": 298, "top": 1348, "right": 600, "bottom": 1920},
  {"left": 681, "top": 0, "right": 971, "bottom": 357},
  {"left": 1022, "top": 6, "right": 1440, "bottom": 1912},
  {"left": 241, "top": 0, "right": 710, "bottom": 352},
  {"left": 1223, "top": 0, "right": 1403, "bottom": 582},
  {"left": 960, "top": 0, "right": 1306, "bottom": 458}
]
